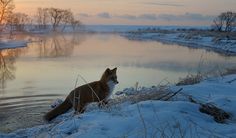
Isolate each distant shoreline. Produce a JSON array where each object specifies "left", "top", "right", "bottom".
[
  {"left": 1, "top": 25, "right": 236, "bottom": 55},
  {"left": 121, "top": 29, "right": 236, "bottom": 56}
]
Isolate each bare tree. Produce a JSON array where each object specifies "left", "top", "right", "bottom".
[
  {"left": 47, "top": 8, "right": 80, "bottom": 32},
  {"left": 71, "top": 19, "right": 81, "bottom": 31},
  {"left": 61, "top": 10, "right": 82, "bottom": 32},
  {"left": 47, "top": 8, "right": 67, "bottom": 31},
  {"left": 35, "top": 8, "right": 49, "bottom": 29},
  {"left": 212, "top": 11, "right": 236, "bottom": 32},
  {"left": 6, "top": 12, "right": 16, "bottom": 35},
  {"left": 213, "top": 14, "right": 224, "bottom": 31},
  {"left": 61, "top": 9, "right": 74, "bottom": 32},
  {"left": 223, "top": 11, "right": 236, "bottom": 32},
  {"left": 7, "top": 12, "right": 30, "bottom": 32},
  {"left": 0, "top": 0, "right": 14, "bottom": 31}
]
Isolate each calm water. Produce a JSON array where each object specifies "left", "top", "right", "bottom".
[{"left": 0, "top": 33, "right": 236, "bottom": 110}]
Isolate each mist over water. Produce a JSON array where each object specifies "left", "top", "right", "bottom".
[
  {"left": 0, "top": 32, "right": 236, "bottom": 132},
  {"left": 0, "top": 33, "right": 236, "bottom": 103}
]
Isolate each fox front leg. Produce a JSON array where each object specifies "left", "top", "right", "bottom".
[
  {"left": 98, "top": 100, "right": 108, "bottom": 108},
  {"left": 76, "top": 102, "right": 86, "bottom": 114},
  {"left": 72, "top": 98, "right": 80, "bottom": 114}
]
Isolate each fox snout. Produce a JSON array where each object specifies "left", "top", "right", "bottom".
[
  {"left": 110, "top": 73, "right": 119, "bottom": 84},
  {"left": 114, "top": 80, "right": 119, "bottom": 84},
  {"left": 110, "top": 75, "right": 119, "bottom": 84}
]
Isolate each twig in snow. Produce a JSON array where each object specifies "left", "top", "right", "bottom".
[
  {"left": 163, "top": 88, "right": 183, "bottom": 101},
  {"left": 137, "top": 104, "right": 147, "bottom": 138},
  {"left": 226, "top": 78, "right": 236, "bottom": 83}
]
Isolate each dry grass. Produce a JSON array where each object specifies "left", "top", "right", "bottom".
[
  {"left": 130, "top": 27, "right": 236, "bottom": 39},
  {"left": 109, "top": 88, "right": 182, "bottom": 107},
  {"left": 199, "top": 103, "right": 231, "bottom": 123},
  {"left": 127, "top": 103, "right": 226, "bottom": 138},
  {"left": 181, "top": 30, "right": 236, "bottom": 39},
  {"left": 176, "top": 66, "right": 236, "bottom": 86},
  {"left": 176, "top": 73, "right": 203, "bottom": 86},
  {"left": 222, "top": 67, "right": 236, "bottom": 76}
]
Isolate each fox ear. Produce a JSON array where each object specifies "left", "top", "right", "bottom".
[
  {"left": 105, "top": 68, "right": 111, "bottom": 74},
  {"left": 113, "top": 67, "right": 117, "bottom": 72}
]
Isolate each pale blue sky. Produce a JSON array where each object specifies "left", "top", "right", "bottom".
[{"left": 15, "top": 0, "right": 236, "bottom": 25}]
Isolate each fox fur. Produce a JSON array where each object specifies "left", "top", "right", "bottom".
[{"left": 44, "top": 68, "right": 118, "bottom": 121}]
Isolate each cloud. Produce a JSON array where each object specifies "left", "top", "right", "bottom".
[
  {"left": 116, "top": 14, "right": 157, "bottom": 21},
  {"left": 78, "top": 11, "right": 215, "bottom": 23},
  {"left": 139, "top": 14, "right": 157, "bottom": 20},
  {"left": 115, "top": 13, "right": 215, "bottom": 22},
  {"left": 116, "top": 14, "right": 137, "bottom": 20},
  {"left": 158, "top": 13, "right": 215, "bottom": 21},
  {"left": 143, "top": 2, "right": 184, "bottom": 7},
  {"left": 97, "top": 12, "right": 111, "bottom": 19},
  {"left": 78, "top": 13, "right": 90, "bottom": 17}
]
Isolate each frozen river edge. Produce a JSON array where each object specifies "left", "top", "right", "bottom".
[{"left": 121, "top": 30, "right": 236, "bottom": 56}]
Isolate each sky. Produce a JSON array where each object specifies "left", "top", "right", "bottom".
[{"left": 14, "top": 0, "right": 236, "bottom": 26}]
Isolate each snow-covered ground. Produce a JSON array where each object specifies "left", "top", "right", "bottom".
[
  {"left": 1, "top": 74, "right": 236, "bottom": 138},
  {"left": 0, "top": 26, "right": 235, "bottom": 137},
  {"left": 2, "top": 25, "right": 234, "bottom": 55},
  {"left": 122, "top": 31, "right": 236, "bottom": 55},
  {"left": 81, "top": 25, "right": 236, "bottom": 55},
  {"left": 0, "top": 40, "right": 28, "bottom": 50}
]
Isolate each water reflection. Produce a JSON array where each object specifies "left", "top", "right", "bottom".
[
  {"left": 0, "top": 33, "right": 85, "bottom": 91},
  {"left": 36, "top": 34, "right": 84, "bottom": 58},
  {"left": 0, "top": 49, "right": 23, "bottom": 89},
  {"left": 0, "top": 33, "right": 236, "bottom": 98}
]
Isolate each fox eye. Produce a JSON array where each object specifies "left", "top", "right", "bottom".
[{"left": 111, "top": 76, "right": 117, "bottom": 80}]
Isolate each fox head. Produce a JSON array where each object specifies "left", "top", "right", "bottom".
[{"left": 101, "top": 67, "right": 119, "bottom": 84}]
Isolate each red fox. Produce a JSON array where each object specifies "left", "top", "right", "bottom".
[{"left": 44, "top": 68, "right": 118, "bottom": 121}]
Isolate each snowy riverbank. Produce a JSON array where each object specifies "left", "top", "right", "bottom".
[
  {"left": 1, "top": 74, "right": 236, "bottom": 138},
  {"left": 122, "top": 30, "right": 236, "bottom": 55},
  {"left": 1, "top": 25, "right": 236, "bottom": 55},
  {"left": 81, "top": 25, "right": 236, "bottom": 55},
  {"left": 0, "top": 40, "right": 28, "bottom": 50}
]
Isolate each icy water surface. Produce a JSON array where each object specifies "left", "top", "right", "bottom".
[{"left": 0, "top": 33, "right": 236, "bottom": 132}]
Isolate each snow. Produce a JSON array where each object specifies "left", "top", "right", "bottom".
[
  {"left": 82, "top": 25, "right": 210, "bottom": 33},
  {"left": 78, "top": 25, "right": 236, "bottom": 55},
  {"left": 0, "top": 40, "right": 28, "bottom": 50},
  {"left": 122, "top": 32, "right": 236, "bottom": 55},
  {"left": 0, "top": 25, "right": 235, "bottom": 137},
  {"left": 2, "top": 25, "right": 234, "bottom": 55},
  {"left": 1, "top": 74, "right": 236, "bottom": 138}
]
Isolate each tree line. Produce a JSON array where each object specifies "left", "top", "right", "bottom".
[
  {"left": 1, "top": 0, "right": 235, "bottom": 33},
  {"left": 0, "top": 0, "right": 81, "bottom": 33}
]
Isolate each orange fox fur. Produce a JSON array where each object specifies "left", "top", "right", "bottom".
[{"left": 44, "top": 68, "right": 118, "bottom": 121}]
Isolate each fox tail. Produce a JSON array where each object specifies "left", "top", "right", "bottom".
[{"left": 44, "top": 98, "right": 72, "bottom": 121}]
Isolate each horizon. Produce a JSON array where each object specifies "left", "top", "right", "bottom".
[{"left": 14, "top": 0, "right": 236, "bottom": 26}]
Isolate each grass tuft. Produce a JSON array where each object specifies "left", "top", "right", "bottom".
[{"left": 176, "top": 73, "right": 203, "bottom": 86}]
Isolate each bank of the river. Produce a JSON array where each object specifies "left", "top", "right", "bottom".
[
  {"left": 0, "top": 73, "right": 236, "bottom": 138},
  {"left": 122, "top": 29, "right": 236, "bottom": 55},
  {"left": 0, "top": 26, "right": 236, "bottom": 137},
  {"left": 0, "top": 40, "right": 28, "bottom": 50},
  {"left": 1, "top": 26, "right": 236, "bottom": 55}
]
